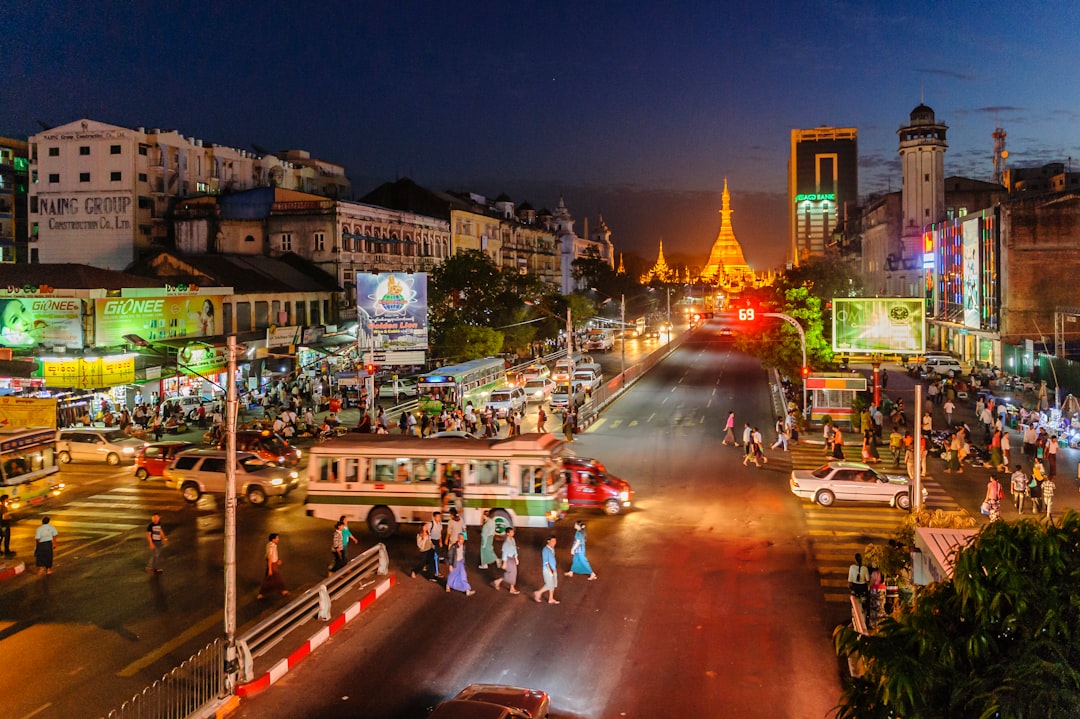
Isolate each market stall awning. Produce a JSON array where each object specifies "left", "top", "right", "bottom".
[{"left": 912, "top": 527, "right": 978, "bottom": 585}]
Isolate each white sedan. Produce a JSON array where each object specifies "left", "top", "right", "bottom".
[
  {"left": 789, "top": 461, "right": 925, "bottom": 510},
  {"left": 523, "top": 377, "right": 556, "bottom": 403}
]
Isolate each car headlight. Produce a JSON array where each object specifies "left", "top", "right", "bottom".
[
  {"left": 620, "top": 490, "right": 630, "bottom": 502},
  {"left": 289, "top": 471, "right": 298, "bottom": 479},
  {"left": 271, "top": 477, "right": 283, "bottom": 486},
  {"left": 123, "top": 447, "right": 135, "bottom": 454}
]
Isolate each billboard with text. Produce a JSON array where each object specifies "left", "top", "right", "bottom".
[
  {"left": 832, "top": 298, "right": 925, "bottom": 354},
  {"left": 94, "top": 296, "right": 223, "bottom": 347},
  {"left": 0, "top": 297, "right": 83, "bottom": 349},
  {"left": 356, "top": 273, "right": 428, "bottom": 351}
]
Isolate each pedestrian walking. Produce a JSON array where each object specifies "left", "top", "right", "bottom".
[
  {"left": 741, "top": 424, "right": 753, "bottom": 461},
  {"left": 533, "top": 535, "right": 560, "bottom": 604},
  {"left": 880, "top": 368, "right": 888, "bottom": 389},
  {"left": 446, "top": 508, "right": 465, "bottom": 546},
  {"left": 146, "top": 512, "right": 168, "bottom": 573},
  {"left": 1047, "top": 436, "right": 1059, "bottom": 479},
  {"left": 888, "top": 426, "right": 903, "bottom": 467},
  {"left": 411, "top": 521, "right": 436, "bottom": 580},
  {"left": 847, "top": 552, "right": 869, "bottom": 601},
  {"left": 444, "top": 534, "right": 476, "bottom": 595},
  {"left": 330, "top": 520, "right": 347, "bottom": 573},
  {"left": 478, "top": 509, "right": 499, "bottom": 569},
  {"left": 983, "top": 475, "right": 1004, "bottom": 522},
  {"left": 258, "top": 533, "right": 289, "bottom": 599},
  {"left": 1043, "top": 474, "right": 1057, "bottom": 520},
  {"left": 562, "top": 410, "right": 575, "bottom": 443},
  {"left": 564, "top": 520, "right": 597, "bottom": 580},
  {"left": 0, "top": 494, "right": 12, "bottom": 556},
  {"left": 34, "top": 516, "right": 58, "bottom": 575},
  {"left": 770, "top": 416, "right": 789, "bottom": 451},
  {"left": 1010, "top": 465, "right": 1028, "bottom": 514},
  {"left": 338, "top": 515, "right": 359, "bottom": 562},
  {"left": 722, "top": 411, "right": 738, "bottom": 445},
  {"left": 830, "top": 426, "right": 845, "bottom": 460},
  {"left": 943, "top": 398, "right": 956, "bottom": 427},
  {"left": 492, "top": 526, "right": 519, "bottom": 594},
  {"left": 429, "top": 511, "right": 444, "bottom": 576},
  {"left": 536, "top": 406, "right": 546, "bottom": 433}
]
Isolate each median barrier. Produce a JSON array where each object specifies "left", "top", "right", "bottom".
[{"left": 235, "top": 543, "right": 394, "bottom": 697}]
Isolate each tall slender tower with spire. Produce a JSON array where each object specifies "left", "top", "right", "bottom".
[{"left": 701, "top": 179, "right": 751, "bottom": 286}]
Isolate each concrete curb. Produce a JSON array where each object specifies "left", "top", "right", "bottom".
[
  {"left": 0, "top": 559, "right": 26, "bottom": 581},
  {"left": 235, "top": 574, "right": 396, "bottom": 699}
]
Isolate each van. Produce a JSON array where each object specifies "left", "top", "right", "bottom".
[
  {"left": 163, "top": 449, "right": 300, "bottom": 505},
  {"left": 56, "top": 428, "right": 148, "bottom": 466},
  {"left": 550, "top": 382, "right": 585, "bottom": 412},
  {"left": 922, "top": 356, "right": 963, "bottom": 378},
  {"left": 486, "top": 387, "right": 527, "bottom": 418}
]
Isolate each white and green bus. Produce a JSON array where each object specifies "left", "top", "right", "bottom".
[
  {"left": 416, "top": 356, "right": 506, "bottom": 415},
  {"left": 305, "top": 432, "right": 569, "bottom": 538}
]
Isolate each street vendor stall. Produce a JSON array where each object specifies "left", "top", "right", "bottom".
[{"left": 911, "top": 526, "right": 978, "bottom": 585}]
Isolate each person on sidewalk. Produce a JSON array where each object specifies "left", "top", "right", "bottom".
[{"left": 146, "top": 513, "right": 168, "bottom": 573}]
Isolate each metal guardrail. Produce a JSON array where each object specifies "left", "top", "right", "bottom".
[
  {"left": 236, "top": 543, "right": 388, "bottom": 683},
  {"left": 101, "top": 638, "right": 227, "bottom": 719}
]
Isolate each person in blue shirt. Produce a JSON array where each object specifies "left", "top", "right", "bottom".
[
  {"left": 533, "top": 535, "right": 559, "bottom": 604},
  {"left": 34, "top": 516, "right": 58, "bottom": 575}
]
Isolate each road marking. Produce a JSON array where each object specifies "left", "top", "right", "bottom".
[
  {"left": 118, "top": 610, "right": 222, "bottom": 677},
  {"left": 18, "top": 703, "right": 52, "bottom": 719},
  {"left": 647, "top": 413, "right": 655, "bottom": 422},
  {"left": 585, "top": 418, "right": 606, "bottom": 433},
  {"left": 629, "top": 420, "right": 639, "bottom": 427}
]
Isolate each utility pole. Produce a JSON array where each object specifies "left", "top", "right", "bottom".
[
  {"left": 761, "top": 311, "right": 809, "bottom": 414},
  {"left": 620, "top": 294, "right": 626, "bottom": 386},
  {"left": 224, "top": 334, "right": 239, "bottom": 687}
]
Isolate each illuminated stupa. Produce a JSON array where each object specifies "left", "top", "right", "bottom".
[
  {"left": 640, "top": 238, "right": 676, "bottom": 283},
  {"left": 701, "top": 178, "right": 752, "bottom": 287}
]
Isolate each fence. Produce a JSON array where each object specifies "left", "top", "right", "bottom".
[{"left": 101, "top": 638, "right": 227, "bottom": 719}]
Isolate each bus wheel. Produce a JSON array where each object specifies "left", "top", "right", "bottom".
[
  {"left": 367, "top": 507, "right": 397, "bottom": 539},
  {"left": 491, "top": 508, "right": 513, "bottom": 535}
]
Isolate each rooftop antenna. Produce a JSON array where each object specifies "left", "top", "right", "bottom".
[{"left": 992, "top": 123, "right": 1008, "bottom": 186}]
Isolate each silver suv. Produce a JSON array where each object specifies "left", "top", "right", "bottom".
[
  {"left": 486, "top": 387, "right": 527, "bottom": 418},
  {"left": 56, "top": 428, "right": 148, "bottom": 466},
  {"left": 163, "top": 449, "right": 299, "bottom": 506}
]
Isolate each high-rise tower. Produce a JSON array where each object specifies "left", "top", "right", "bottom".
[
  {"left": 701, "top": 178, "right": 751, "bottom": 286},
  {"left": 788, "top": 127, "right": 858, "bottom": 266}
]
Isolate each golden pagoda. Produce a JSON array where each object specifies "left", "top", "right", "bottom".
[
  {"left": 616, "top": 252, "right": 626, "bottom": 275},
  {"left": 640, "top": 238, "right": 677, "bottom": 283},
  {"left": 701, "top": 178, "right": 752, "bottom": 287}
]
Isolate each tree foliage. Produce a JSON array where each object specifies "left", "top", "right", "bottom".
[
  {"left": 734, "top": 284, "right": 834, "bottom": 378},
  {"left": 833, "top": 512, "right": 1080, "bottom": 719},
  {"left": 436, "top": 323, "right": 504, "bottom": 362}
]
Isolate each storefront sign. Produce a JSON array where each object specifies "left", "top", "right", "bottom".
[
  {"left": 0, "top": 297, "right": 84, "bottom": 348},
  {"left": 94, "top": 296, "right": 223, "bottom": 346},
  {"left": 356, "top": 273, "right": 428, "bottom": 351},
  {"left": 794, "top": 193, "right": 836, "bottom": 203},
  {"left": 178, "top": 345, "right": 227, "bottom": 376},
  {"left": 267, "top": 325, "right": 302, "bottom": 348},
  {"left": 40, "top": 355, "right": 135, "bottom": 389},
  {"left": 38, "top": 193, "right": 134, "bottom": 232},
  {"left": 832, "top": 298, "right": 925, "bottom": 355},
  {"left": 0, "top": 396, "right": 58, "bottom": 429},
  {"left": 962, "top": 221, "right": 981, "bottom": 329}
]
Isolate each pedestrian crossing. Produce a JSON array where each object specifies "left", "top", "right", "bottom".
[
  {"left": 768, "top": 439, "right": 964, "bottom": 607},
  {"left": 9, "top": 483, "right": 187, "bottom": 561}
]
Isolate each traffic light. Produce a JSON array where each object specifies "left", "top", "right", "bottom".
[
  {"left": 801, "top": 366, "right": 810, "bottom": 378},
  {"left": 365, "top": 363, "right": 376, "bottom": 375}
]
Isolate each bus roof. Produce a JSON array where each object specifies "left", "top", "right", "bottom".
[
  {"left": 0, "top": 427, "right": 56, "bottom": 453},
  {"left": 419, "top": 357, "right": 504, "bottom": 378},
  {"left": 308, "top": 431, "right": 570, "bottom": 458}
]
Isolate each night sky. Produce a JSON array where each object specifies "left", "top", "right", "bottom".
[{"left": 5, "top": 1, "right": 1080, "bottom": 270}]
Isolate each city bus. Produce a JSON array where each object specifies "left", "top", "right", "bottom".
[
  {"left": 416, "top": 357, "right": 506, "bottom": 415},
  {"left": 305, "top": 432, "right": 570, "bottom": 538},
  {"left": 1, "top": 428, "right": 64, "bottom": 513}
]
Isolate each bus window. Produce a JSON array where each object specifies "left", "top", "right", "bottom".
[
  {"left": 412, "top": 458, "right": 436, "bottom": 482},
  {"left": 373, "top": 459, "right": 399, "bottom": 483},
  {"left": 519, "top": 465, "right": 544, "bottom": 494},
  {"left": 473, "top": 460, "right": 500, "bottom": 485},
  {"left": 343, "top": 458, "right": 361, "bottom": 483},
  {"left": 316, "top": 458, "right": 337, "bottom": 483}
]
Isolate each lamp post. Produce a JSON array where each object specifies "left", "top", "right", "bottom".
[
  {"left": 761, "top": 311, "right": 809, "bottom": 414},
  {"left": 224, "top": 335, "right": 239, "bottom": 687},
  {"left": 620, "top": 294, "right": 626, "bottom": 385}
]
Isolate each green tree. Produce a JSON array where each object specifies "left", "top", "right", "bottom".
[
  {"left": 833, "top": 512, "right": 1080, "bottom": 719},
  {"left": 734, "top": 285, "right": 833, "bottom": 378},
  {"left": 436, "top": 323, "right": 504, "bottom": 362}
]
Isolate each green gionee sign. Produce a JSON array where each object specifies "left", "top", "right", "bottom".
[{"left": 794, "top": 193, "right": 836, "bottom": 203}]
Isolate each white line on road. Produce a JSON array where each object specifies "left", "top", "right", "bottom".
[
  {"left": 647, "top": 413, "right": 655, "bottom": 422},
  {"left": 18, "top": 703, "right": 52, "bottom": 719}
]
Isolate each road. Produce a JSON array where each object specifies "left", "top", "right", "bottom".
[{"left": 228, "top": 323, "right": 844, "bottom": 718}]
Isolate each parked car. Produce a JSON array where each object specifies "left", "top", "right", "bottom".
[
  {"left": 163, "top": 449, "right": 300, "bottom": 505},
  {"left": 134, "top": 441, "right": 195, "bottom": 480},
  {"left": 523, "top": 377, "right": 556, "bottom": 403},
  {"left": 563, "top": 456, "right": 633, "bottom": 515},
  {"left": 789, "top": 461, "right": 925, "bottom": 510},
  {"left": 486, "top": 387, "right": 527, "bottom": 418},
  {"left": 161, "top": 395, "right": 211, "bottom": 421},
  {"left": 378, "top": 378, "right": 419, "bottom": 399},
  {"left": 56, "top": 428, "right": 148, "bottom": 466},
  {"left": 920, "top": 356, "right": 963, "bottom": 378},
  {"left": 221, "top": 429, "right": 302, "bottom": 466},
  {"left": 428, "top": 684, "right": 550, "bottom": 719}
]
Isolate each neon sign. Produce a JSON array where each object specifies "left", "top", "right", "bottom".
[{"left": 795, "top": 193, "right": 836, "bottom": 203}]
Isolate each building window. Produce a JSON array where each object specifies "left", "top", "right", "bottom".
[
  {"left": 48, "top": 173, "right": 60, "bottom": 183},
  {"left": 48, "top": 147, "right": 59, "bottom": 157},
  {"left": 111, "top": 171, "right": 122, "bottom": 182},
  {"left": 314, "top": 232, "right": 325, "bottom": 251},
  {"left": 110, "top": 145, "right": 121, "bottom": 155},
  {"left": 138, "top": 173, "right": 147, "bottom": 183},
  {"left": 80, "top": 146, "right": 90, "bottom": 156},
  {"left": 281, "top": 233, "right": 292, "bottom": 251},
  {"left": 924, "top": 173, "right": 929, "bottom": 182},
  {"left": 31, "top": 170, "right": 38, "bottom": 184},
  {"left": 79, "top": 172, "right": 90, "bottom": 182},
  {"left": 245, "top": 234, "right": 255, "bottom": 243},
  {"left": 138, "top": 196, "right": 153, "bottom": 209},
  {"left": 139, "top": 145, "right": 148, "bottom": 156},
  {"left": 958, "top": 207, "right": 968, "bottom": 217}
]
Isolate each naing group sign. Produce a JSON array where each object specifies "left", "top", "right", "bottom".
[
  {"left": 356, "top": 273, "right": 428, "bottom": 350},
  {"left": 832, "top": 298, "right": 926, "bottom": 355}
]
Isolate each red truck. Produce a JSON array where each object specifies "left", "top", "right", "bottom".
[{"left": 563, "top": 456, "right": 633, "bottom": 515}]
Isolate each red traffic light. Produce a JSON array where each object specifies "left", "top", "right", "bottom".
[
  {"left": 801, "top": 366, "right": 810, "bottom": 378},
  {"left": 365, "top": 363, "right": 376, "bottom": 375}
]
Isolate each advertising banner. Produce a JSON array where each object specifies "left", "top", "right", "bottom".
[
  {"left": 267, "top": 326, "right": 302, "bottom": 348},
  {"left": 0, "top": 396, "right": 58, "bottom": 429},
  {"left": 94, "top": 296, "right": 223, "bottom": 346},
  {"left": 962, "top": 221, "right": 981, "bottom": 329},
  {"left": 832, "top": 298, "right": 925, "bottom": 355},
  {"left": 40, "top": 355, "right": 136, "bottom": 389},
  {"left": 178, "top": 345, "right": 227, "bottom": 376},
  {"left": 0, "top": 297, "right": 83, "bottom": 348},
  {"left": 356, "top": 273, "right": 428, "bottom": 351}
]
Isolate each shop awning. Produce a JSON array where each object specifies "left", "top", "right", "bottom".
[{"left": 912, "top": 527, "right": 978, "bottom": 585}]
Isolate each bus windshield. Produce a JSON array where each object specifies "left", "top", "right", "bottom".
[{"left": 417, "top": 357, "right": 506, "bottom": 414}]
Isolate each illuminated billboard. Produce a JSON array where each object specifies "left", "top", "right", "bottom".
[
  {"left": 94, "top": 296, "right": 223, "bottom": 347},
  {"left": 962, "top": 220, "right": 980, "bottom": 329},
  {"left": 356, "top": 273, "right": 428, "bottom": 350},
  {"left": 832, "top": 298, "right": 925, "bottom": 354},
  {"left": 0, "top": 297, "right": 84, "bottom": 349}
]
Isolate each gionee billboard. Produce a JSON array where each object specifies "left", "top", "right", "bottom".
[
  {"left": 832, "top": 298, "right": 925, "bottom": 354},
  {"left": 94, "top": 296, "right": 223, "bottom": 347}
]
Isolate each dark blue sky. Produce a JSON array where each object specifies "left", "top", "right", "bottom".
[{"left": 6, "top": 1, "right": 1079, "bottom": 269}]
